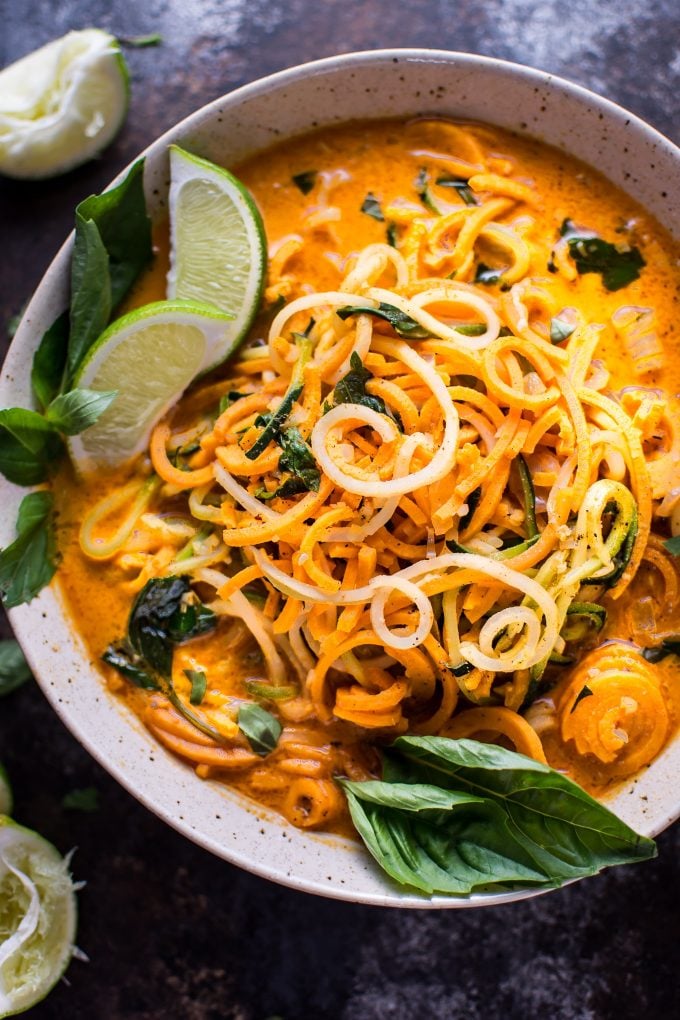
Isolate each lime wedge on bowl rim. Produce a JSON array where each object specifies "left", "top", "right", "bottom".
[
  {"left": 67, "top": 299, "right": 233, "bottom": 474},
  {"left": 0, "top": 768, "right": 11, "bottom": 817},
  {"left": 0, "top": 29, "right": 128, "bottom": 180},
  {"left": 0, "top": 817, "right": 77, "bottom": 1017},
  {"left": 167, "top": 144, "right": 267, "bottom": 363}
]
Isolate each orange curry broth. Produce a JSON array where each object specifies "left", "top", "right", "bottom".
[{"left": 53, "top": 118, "right": 680, "bottom": 818}]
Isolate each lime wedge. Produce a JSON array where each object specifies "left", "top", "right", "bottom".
[
  {"left": 167, "top": 145, "right": 266, "bottom": 366},
  {"left": 0, "top": 29, "right": 129, "bottom": 180},
  {"left": 67, "top": 299, "right": 233, "bottom": 473},
  {"left": 0, "top": 768, "right": 11, "bottom": 817},
  {"left": 0, "top": 817, "right": 77, "bottom": 1017}
]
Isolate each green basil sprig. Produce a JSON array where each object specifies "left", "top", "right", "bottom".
[
  {"left": 246, "top": 326, "right": 314, "bottom": 461},
  {"left": 340, "top": 736, "right": 656, "bottom": 896},
  {"left": 237, "top": 702, "right": 282, "bottom": 756},
  {"left": 0, "top": 161, "right": 153, "bottom": 607},
  {"left": 103, "top": 576, "right": 220, "bottom": 742}
]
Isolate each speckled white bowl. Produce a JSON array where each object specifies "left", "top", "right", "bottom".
[{"left": 2, "top": 50, "right": 679, "bottom": 908}]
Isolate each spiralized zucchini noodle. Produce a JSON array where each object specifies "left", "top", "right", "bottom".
[{"left": 80, "top": 119, "right": 680, "bottom": 831}]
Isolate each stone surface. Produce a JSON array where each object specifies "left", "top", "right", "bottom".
[{"left": 1, "top": 2, "right": 679, "bottom": 1018}]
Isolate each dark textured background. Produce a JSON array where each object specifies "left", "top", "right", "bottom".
[{"left": 1, "top": 2, "right": 680, "bottom": 1018}]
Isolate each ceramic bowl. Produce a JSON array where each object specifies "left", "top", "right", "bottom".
[{"left": 2, "top": 49, "right": 679, "bottom": 908}]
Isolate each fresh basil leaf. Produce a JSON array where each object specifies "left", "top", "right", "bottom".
[
  {"left": 76, "top": 159, "right": 152, "bottom": 311},
  {"left": 360, "top": 192, "right": 384, "bottom": 222},
  {"left": 332, "top": 350, "right": 389, "bottom": 418},
  {"left": 550, "top": 316, "right": 576, "bottom": 343},
  {"left": 169, "top": 599, "right": 217, "bottom": 642},
  {"left": 340, "top": 779, "right": 549, "bottom": 895},
  {"left": 246, "top": 324, "right": 313, "bottom": 460},
  {"left": 31, "top": 311, "right": 70, "bottom": 410},
  {"left": 185, "top": 669, "right": 207, "bottom": 705},
  {"left": 567, "top": 236, "right": 645, "bottom": 292},
  {"left": 128, "top": 578, "right": 185, "bottom": 678},
  {"left": 570, "top": 686, "right": 594, "bottom": 712},
  {"left": 277, "top": 426, "right": 320, "bottom": 492},
  {"left": 436, "top": 176, "right": 478, "bottom": 206},
  {"left": 337, "top": 301, "right": 431, "bottom": 339},
  {"left": 246, "top": 383, "right": 303, "bottom": 460},
  {"left": 0, "top": 639, "right": 32, "bottom": 697},
  {"left": 67, "top": 214, "right": 112, "bottom": 380},
  {"left": 107, "top": 594, "right": 224, "bottom": 745},
  {"left": 362, "top": 736, "right": 656, "bottom": 893},
  {"left": 128, "top": 576, "right": 216, "bottom": 678},
  {"left": 45, "top": 388, "right": 117, "bottom": 435},
  {"left": 66, "top": 160, "right": 153, "bottom": 383},
  {"left": 474, "top": 263, "right": 503, "bottom": 285},
  {"left": 663, "top": 535, "right": 680, "bottom": 557},
  {"left": 104, "top": 639, "right": 224, "bottom": 743},
  {"left": 62, "top": 786, "right": 100, "bottom": 812},
  {"left": 292, "top": 170, "right": 317, "bottom": 195},
  {"left": 102, "top": 642, "right": 160, "bottom": 689},
  {"left": 0, "top": 491, "right": 59, "bottom": 608},
  {"left": 642, "top": 639, "right": 680, "bottom": 664},
  {"left": 237, "top": 702, "right": 282, "bottom": 756},
  {"left": 386, "top": 222, "right": 398, "bottom": 248},
  {"left": 0, "top": 408, "right": 62, "bottom": 485},
  {"left": 415, "top": 169, "right": 440, "bottom": 215}
]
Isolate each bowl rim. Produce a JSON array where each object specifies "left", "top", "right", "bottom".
[{"left": 4, "top": 46, "right": 680, "bottom": 907}]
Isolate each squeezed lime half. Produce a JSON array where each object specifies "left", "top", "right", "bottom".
[
  {"left": 0, "top": 817, "right": 77, "bottom": 1017},
  {"left": 0, "top": 29, "right": 129, "bottom": 180}
]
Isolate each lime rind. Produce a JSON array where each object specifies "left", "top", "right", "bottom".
[
  {"left": 0, "top": 29, "right": 129, "bottom": 180},
  {"left": 67, "top": 299, "right": 233, "bottom": 474},
  {"left": 167, "top": 145, "right": 267, "bottom": 367},
  {"left": 0, "top": 768, "right": 12, "bottom": 818},
  {"left": 0, "top": 817, "right": 77, "bottom": 1017}
]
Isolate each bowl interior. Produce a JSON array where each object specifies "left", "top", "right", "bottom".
[{"left": 2, "top": 49, "right": 679, "bottom": 907}]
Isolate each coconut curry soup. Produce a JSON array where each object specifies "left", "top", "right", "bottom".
[{"left": 54, "top": 118, "right": 680, "bottom": 855}]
